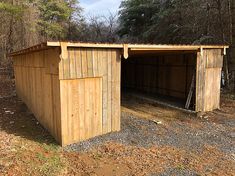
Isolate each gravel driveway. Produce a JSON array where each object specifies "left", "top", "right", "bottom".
[{"left": 65, "top": 95, "right": 235, "bottom": 175}]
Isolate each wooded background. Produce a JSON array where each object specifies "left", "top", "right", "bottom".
[{"left": 0, "top": 0, "right": 235, "bottom": 89}]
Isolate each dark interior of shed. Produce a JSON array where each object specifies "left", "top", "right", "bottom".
[{"left": 121, "top": 51, "right": 197, "bottom": 111}]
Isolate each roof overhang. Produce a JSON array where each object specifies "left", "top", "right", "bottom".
[{"left": 9, "top": 41, "right": 229, "bottom": 58}]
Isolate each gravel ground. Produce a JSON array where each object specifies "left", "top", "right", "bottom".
[
  {"left": 65, "top": 112, "right": 235, "bottom": 156},
  {"left": 64, "top": 115, "right": 157, "bottom": 151},
  {"left": 64, "top": 95, "right": 235, "bottom": 175},
  {"left": 156, "top": 168, "right": 198, "bottom": 176}
]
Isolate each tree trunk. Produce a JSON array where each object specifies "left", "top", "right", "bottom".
[
  {"left": 231, "top": 0, "right": 235, "bottom": 89},
  {"left": 216, "top": 0, "right": 230, "bottom": 88}
]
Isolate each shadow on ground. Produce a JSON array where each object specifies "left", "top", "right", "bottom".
[{"left": 0, "top": 95, "right": 58, "bottom": 146}]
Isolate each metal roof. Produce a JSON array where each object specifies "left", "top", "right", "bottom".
[{"left": 9, "top": 41, "right": 229, "bottom": 57}]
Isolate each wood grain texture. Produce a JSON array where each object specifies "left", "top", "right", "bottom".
[
  {"left": 60, "top": 78, "right": 103, "bottom": 146},
  {"left": 59, "top": 48, "right": 121, "bottom": 145},
  {"left": 12, "top": 44, "right": 222, "bottom": 147},
  {"left": 196, "top": 49, "right": 223, "bottom": 112},
  {"left": 121, "top": 53, "right": 196, "bottom": 99},
  {"left": 13, "top": 48, "right": 62, "bottom": 144},
  {"left": 204, "top": 68, "right": 222, "bottom": 111},
  {"left": 13, "top": 47, "right": 121, "bottom": 146},
  {"left": 196, "top": 51, "right": 206, "bottom": 112}
]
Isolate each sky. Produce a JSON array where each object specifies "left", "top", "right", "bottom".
[{"left": 79, "top": 0, "right": 122, "bottom": 17}]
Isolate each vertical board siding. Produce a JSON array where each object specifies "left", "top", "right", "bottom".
[
  {"left": 196, "top": 52, "right": 206, "bottom": 112},
  {"left": 206, "top": 49, "right": 223, "bottom": 68},
  {"left": 12, "top": 45, "right": 223, "bottom": 146},
  {"left": 204, "top": 68, "right": 222, "bottom": 111},
  {"left": 60, "top": 78, "right": 103, "bottom": 145},
  {"left": 13, "top": 48, "right": 62, "bottom": 143},
  {"left": 121, "top": 54, "right": 196, "bottom": 99},
  {"left": 196, "top": 49, "right": 223, "bottom": 112},
  {"left": 112, "top": 50, "right": 121, "bottom": 131},
  {"left": 59, "top": 48, "right": 121, "bottom": 145}
]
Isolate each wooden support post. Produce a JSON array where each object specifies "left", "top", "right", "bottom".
[
  {"left": 223, "top": 47, "right": 227, "bottom": 56},
  {"left": 123, "top": 44, "right": 129, "bottom": 59},
  {"left": 200, "top": 47, "right": 204, "bottom": 57},
  {"left": 60, "top": 42, "right": 68, "bottom": 60}
]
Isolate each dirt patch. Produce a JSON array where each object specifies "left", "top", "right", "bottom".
[
  {"left": 0, "top": 79, "right": 65, "bottom": 176},
  {"left": 65, "top": 94, "right": 235, "bottom": 175},
  {"left": 0, "top": 79, "right": 235, "bottom": 175},
  {"left": 121, "top": 93, "right": 194, "bottom": 122},
  {"left": 0, "top": 79, "right": 15, "bottom": 98},
  {"left": 65, "top": 142, "right": 234, "bottom": 176}
]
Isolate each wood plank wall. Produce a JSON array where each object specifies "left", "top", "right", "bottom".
[
  {"left": 13, "top": 48, "right": 62, "bottom": 143},
  {"left": 12, "top": 46, "right": 223, "bottom": 146},
  {"left": 196, "top": 49, "right": 223, "bottom": 112},
  {"left": 60, "top": 78, "right": 103, "bottom": 145},
  {"left": 59, "top": 48, "right": 121, "bottom": 145},
  {"left": 122, "top": 53, "right": 196, "bottom": 100}
]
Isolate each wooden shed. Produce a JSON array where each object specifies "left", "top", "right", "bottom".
[{"left": 10, "top": 42, "right": 228, "bottom": 146}]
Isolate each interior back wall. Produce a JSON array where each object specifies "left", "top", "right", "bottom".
[{"left": 121, "top": 53, "right": 196, "bottom": 100}]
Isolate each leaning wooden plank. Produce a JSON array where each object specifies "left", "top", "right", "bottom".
[{"left": 185, "top": 73, "right": 195, "bottom": 109}]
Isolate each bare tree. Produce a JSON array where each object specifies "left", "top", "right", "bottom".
[
  {"left": 232, "top": 0, "right": 235, "bottom": 60},
  {"left": 215, "top": 0, "right": 230, "bottom": 87},
  {"left": 103, "top": 12, "right": 119, "bottom": 42},
  {"left": 82, "top": 12, "right": 119, "bottom": 43},
  {"left": 231, "top": 0, "right": 235, "bottom": 89}
]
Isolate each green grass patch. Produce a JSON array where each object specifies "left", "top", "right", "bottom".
[{"left": 37, "top": 154, "right": 64, "bottom": 176}]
